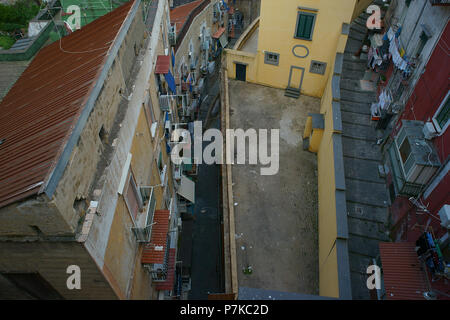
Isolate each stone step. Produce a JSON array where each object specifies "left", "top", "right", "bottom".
[
  {"left": 340, "top": 101, "right": 372, "bottom": 115},
  {"left": 348, "top": 217, "right": 390, "bottom": 241},
  {"left": 351, "top": 21, "right": 368, "bottom": 34},
  {"left": 340, "top": 88, "right": 377, "bottom": 102},
  {"left": 341, "top": 110, "right": 373, "bottom": 126},
  {"left": 344, "top": 38, "right": 363, "bottom": 54},
  {"left": 284, "top": 87, "right": 300, "bottom": 99},
  {"left": 345, "top": 179, "right": 389, "bottom": 208},
  {"left": 340, "top": 79, "right": 365, "bottom": 91},
  {"left": 348, "top": 234, "right": 382, "bottom": 259},
  {"left": 342, "top": 136, "right": 382, "bottom": 161},
  {"left": 342, "top": 122, "right": 381, "bottom": 141},
  {"left": 343, "top": 156, "right": 385, "bottom": 184},
  {"left": 346, "top": 201, "right": 389, "bottom": 224}
]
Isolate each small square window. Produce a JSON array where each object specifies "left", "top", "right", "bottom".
[
  {"left": 309, "top": 60, "right": 327, "bottom": 75},
  {"left": 264, "top": 51, "right": 279, "bottom": 66},
  {"left": 432, "top": 91, "right": 450, "bottom": 133}
]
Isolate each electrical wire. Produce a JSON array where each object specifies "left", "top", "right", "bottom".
[{"left": 47, "top": 5, "right": 114, "bottom": 54}]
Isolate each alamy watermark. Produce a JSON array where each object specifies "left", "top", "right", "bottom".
[
  {"left": 366, "top": 264, "right": 382, "bottom": 290},
  {"left": 170, "top": 121, "right": 280, "bottom": 176},
  {"left": 66, "top": 265, "right": 81, "bottom": 290},
  {"left": 366, "top": 5, "right": 382, "bottom": 30}
]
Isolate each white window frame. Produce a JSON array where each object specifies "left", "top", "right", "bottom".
[
  {"left": 432, "top": 90, "right": 450, "bottom": 135},
  {"left": 124, "top": 170, "right": 144, "bottom": 224}
]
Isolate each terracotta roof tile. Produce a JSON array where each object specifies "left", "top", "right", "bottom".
[
  {"left": 170, "top": 0, "right": 203, "bottom": 35},
  {"left": 156, "top": 248, "right": 177, "bottom": 291},
  {"left": 142, "top": 210, "right": 171, "bottom": 264}
]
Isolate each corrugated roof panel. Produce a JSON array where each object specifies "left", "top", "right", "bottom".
[
  {"left": 170, "top": 0, "right": 203, "bottom": 35},
  {"left": 155, "top": 55, "right": 171, "bottom": 74},
  {"left": 0, "top": 1, "right": 135, "bottom": 208},
  {"left": 379, "top": 242, "right": 428, "bottom": 300}
]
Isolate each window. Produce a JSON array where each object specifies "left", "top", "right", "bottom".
[
  {"left": 415, "top": 31, "right": 429, "bottom": 57},
  {"left": 124, "top": 172, "right": 143, "bottom": 221},
  {"left": 433, "top": 91, "right": 450, "bottom": 133},
  {"left": 295, "top": 12, "right": 316, "bottom": 40},
  {"left": 264, "top": 52, "right": 280, "bottom": 66},
  {"left": 144, "top": 90, "right": 155, "bottom": 130},
  {"left": 309, "top": 60, "right": 327, "bottom": 75}
]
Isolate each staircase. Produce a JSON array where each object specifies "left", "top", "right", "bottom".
[{"left": 284, "top": 86, "right": 300, "bottom": 99}]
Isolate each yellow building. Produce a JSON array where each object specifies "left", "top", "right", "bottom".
[
  {"left": 226, "top": 0, "right": 371, "bottom": 98},
  {"left": 224, "top": 0, "right": 373, "bottom": 300}
]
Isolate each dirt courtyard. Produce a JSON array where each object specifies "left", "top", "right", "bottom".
[{"left": 228, "top": 80, "right": 320, "bottom": 294}]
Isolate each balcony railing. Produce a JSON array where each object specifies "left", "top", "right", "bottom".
[{"left": 429, "top": 0, "right": 450, "bottom": 6}]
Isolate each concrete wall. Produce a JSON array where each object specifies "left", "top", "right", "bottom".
[
  {"left": 173, "top": 0, "right": 217, "bottom": 84},
  {"left": 0, "top": 241, "right": 116, "bottom": 299},
  {"left": 232, "top": 0, "right": 261, "bottom": 27}
]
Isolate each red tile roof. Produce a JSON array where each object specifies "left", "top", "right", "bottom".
[
  {"left": 170, "top": 0, "right": 203, "bottom": 35},
  {"left": 0, "top": 1, "right": 135, "bottom": 208},
  {"left": 155, "top": 55, "right": 170, "bottom": 74},
  {"left": 379, "top": 242, "right": 428, "bottom": 300},
  {"left": 212, "top": 27, "right": 225, "bottom": 39},
  {"left": 142, "top": 210, "right": 170, "bottom": 264},
  {"left": 156, "top": 248, "right": 176, "bottom": 291}
]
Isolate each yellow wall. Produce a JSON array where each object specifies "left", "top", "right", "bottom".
[
  {"left": 256, "top": 0, "right": 356, "bottom": 97},
  {"left": 227, "top": 0, "right": 360, "bottom": 98},
  {"left": 225, "top": 49, "right": 258, "bottom": 83},
  {"left": 314, "top": 28, "right": 350, "bottom": 298}
]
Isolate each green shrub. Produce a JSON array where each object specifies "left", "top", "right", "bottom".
[
  {"left": 0, "top": 35, "right": 15, "bottom": 49},
  {"left": 0, "top": 0, "right": 40, "bottom": 33}
]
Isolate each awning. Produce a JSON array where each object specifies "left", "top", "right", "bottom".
[
  {"left": 155, "top": 248, "right": 176, "bottom": 291},
  {"left": 212, "top": 27, "right": 225, "bottom": 39},
  {"left": 164, "top": 70, "right": 177, "bottom": 93},
  {"left": 379, "top": 242, "right": 428, "bottom": 300},
  {"left": 141, "top": 210, "right": 170, "bottom": 264},
  {"left": 219, "top": 33, "right": 228, "bottom": 48},
  {"left": 155, "top": 55, "right": 170, "bottom": 74},
  {"left": 177, "top": 175, "right": 195, "bottom": 203}
]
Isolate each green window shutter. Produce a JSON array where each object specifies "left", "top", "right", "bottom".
[
  {"left": 436, "top": 97, "right": 450, "bottom": 129},
  {"left": 296, "top": 13, "right": 315, "bottom": 40}
]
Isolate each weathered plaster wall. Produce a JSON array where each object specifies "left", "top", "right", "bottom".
[
  {"left": 174, "top": 1, "right": 217, "bottom": 82},
  {"left": 0, "top": 241, "right": 117, "bottom": 299}
]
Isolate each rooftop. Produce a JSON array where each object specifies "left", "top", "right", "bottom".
[
  {"left": 169, "top": 0, "right": 203, "bottom": 35},
  {"left": 0, "top": 0, "right": 135, "bottom": 208},
  {"left": 228, "top": 80, "right": 320, "bottom": 295}
]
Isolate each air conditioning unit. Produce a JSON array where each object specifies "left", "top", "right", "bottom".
[
  {"left": 438, "top": 205, "right": 450, "bottom": 229},
  {"left": 394, "top": 120, "right": 441, "bottom": 185},
  {"left": 423, "top": 122, "right": 438, "bottom": 140}
]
